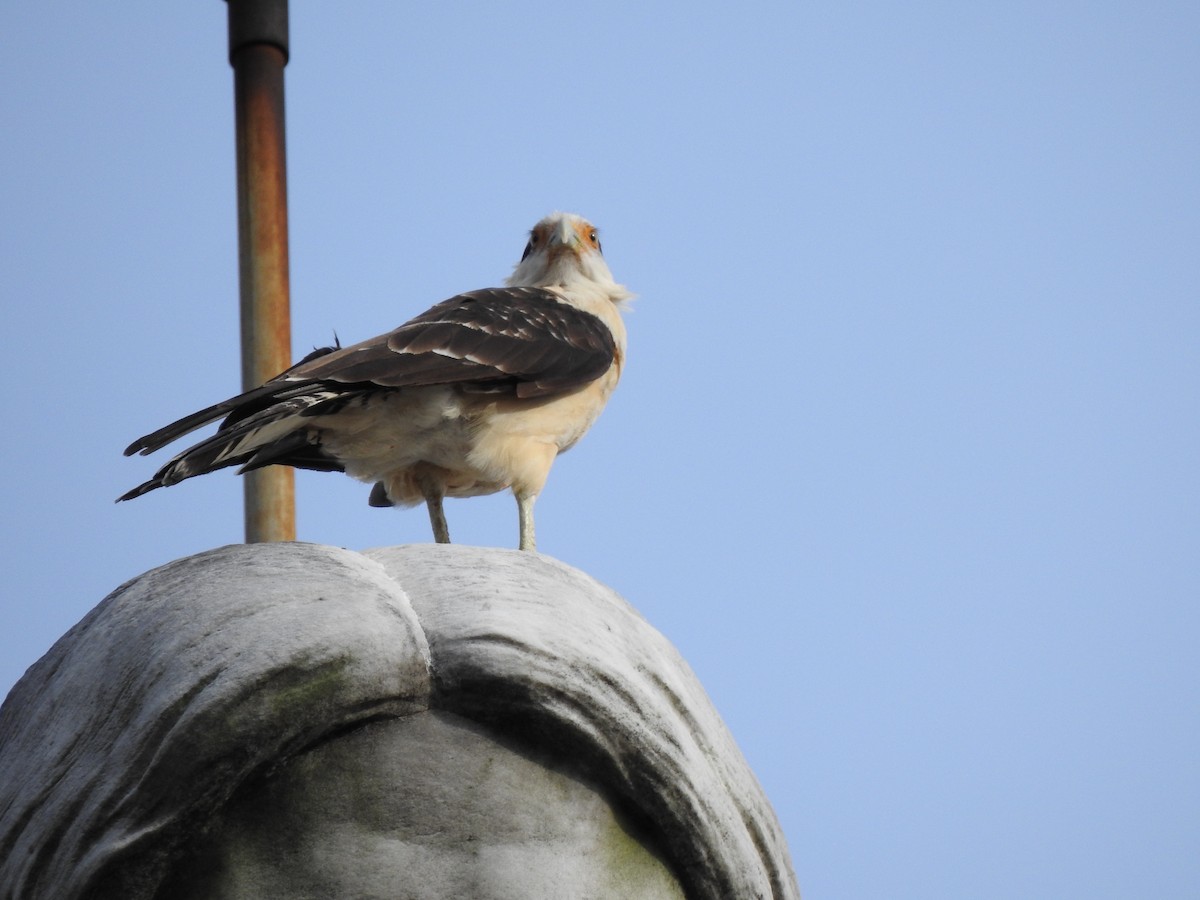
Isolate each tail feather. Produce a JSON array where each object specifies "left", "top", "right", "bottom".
[
  {"left": 237, "top": 432, "right": 346, "bottom": 475},
  {"left": 123, "top": 345, "right": 342, "bottom": 457},
  {"left": 117, "top": 387, "right": 350, "bottom": 502},
  {"left": 124, "top": 381, "right": 327, "bottom": 457}
]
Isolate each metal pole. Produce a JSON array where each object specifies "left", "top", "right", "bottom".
[{"left": 226, "top": 0, "right": 295, "bottom": 543}]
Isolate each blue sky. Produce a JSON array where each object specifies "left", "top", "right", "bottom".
[{"left": 3, "top": 2, "right": 1198, "bottom": 897}]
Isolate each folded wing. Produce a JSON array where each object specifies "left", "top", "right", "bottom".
[{"left": 119, "top": 287, "right": 616, "bottom": 500}]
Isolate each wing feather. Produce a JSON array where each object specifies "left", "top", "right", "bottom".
[
  {"left": 294, "top": 287, "right": 615, "bottom": 395},
  {"left": 119, "top": 287, "right": 616, "bottom": 498}
]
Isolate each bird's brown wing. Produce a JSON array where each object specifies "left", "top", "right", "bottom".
[
  {"left": 123, "top": 287, "right": 615, "bottom": 459},
  {"left": 294, "top": 287, "right": 615, "bottom": 399}
]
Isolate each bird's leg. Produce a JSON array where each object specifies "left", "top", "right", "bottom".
[
  {"left": 517, "top": 492, "right": 537, "bottom": 552},
  {"left": 513, "top": 445, "right": 555, "bottom": 551},
  {"left": 427, "top": 494, "right": 450, "bottom": 544},
  {"left": 416, "top": 472, "right": 450, "bottom": 544}
]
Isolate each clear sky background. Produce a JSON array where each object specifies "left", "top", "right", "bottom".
[{"left": 3, "top": 3, "right": 1197, "bottom": 897}]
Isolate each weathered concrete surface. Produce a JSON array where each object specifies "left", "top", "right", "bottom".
[
  {"left": 160, "top": 710, "right": 687, "bottom": 900},
  {"left": 369, "top": 545, "right": 800, "bottom": 900},
  {"left": 0, "top": 543, "right": 799, "bottom": 900},
  {"left": 0, "top": 543, "right": 430, "bottom": 900}
]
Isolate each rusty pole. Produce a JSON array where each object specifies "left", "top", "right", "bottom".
[{"left": 226, "top": 0, "right": 295, "bottom": 542}]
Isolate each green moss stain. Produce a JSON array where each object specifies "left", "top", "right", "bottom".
[
  {"left": 598, "top": 814, "right": 687, "bottom": 897},
  {"left": 264, "top": 656, "right": 356, "bottom": 721}
]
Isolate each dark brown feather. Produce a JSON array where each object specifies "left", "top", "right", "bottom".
[
  {"left": 118, "top": 287, "right": 617, "bottom": 500},
  {"left": 293, "top": 288, "right": 615, "bottom": 396}
]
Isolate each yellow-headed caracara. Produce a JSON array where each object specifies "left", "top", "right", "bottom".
[{"left": 119, "top": 212, "right": 632, "bottom": 551}]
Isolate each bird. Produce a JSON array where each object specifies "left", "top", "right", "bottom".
[{"left": 119, "top": 212, "right": 632, "bottom": 552}]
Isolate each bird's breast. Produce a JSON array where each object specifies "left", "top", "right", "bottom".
[
  {"left": 462, "top": 362, "right": 621, "bottom": 494},
  {"left": 318, "top": 365, "right": 619, "bottom": 503}
]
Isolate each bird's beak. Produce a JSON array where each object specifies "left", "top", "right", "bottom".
[
  {"left": 551, "top": 217, "right": 579, "bottom": 249},
  {"left": 546, "top": 217, "right": 583, "bottom": 262}
]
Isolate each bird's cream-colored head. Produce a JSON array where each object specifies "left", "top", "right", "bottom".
[{"left": 506, "top": 212, "right": 632, "bottom": 304}]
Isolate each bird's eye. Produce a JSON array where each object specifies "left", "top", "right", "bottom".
[{"left": 589, "top": 230, "right": 602, "bottom": 252}]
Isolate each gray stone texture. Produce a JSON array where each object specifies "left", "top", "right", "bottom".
[
  {"left": 0, "top": 543, "right": 799, "bottom": 900},
  {"left": 161, "top": 710, "right": 687, "bottom": 900}
]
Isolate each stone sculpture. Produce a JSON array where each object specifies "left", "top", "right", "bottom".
[{"left": 0, "top": 543, "right": 799, "bottom": 899}]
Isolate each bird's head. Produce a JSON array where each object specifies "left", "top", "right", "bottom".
[{"left": 506, "top": 212, "right": 632, "bottom": 304}]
